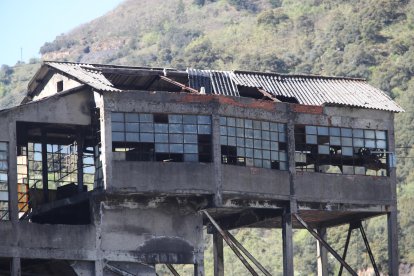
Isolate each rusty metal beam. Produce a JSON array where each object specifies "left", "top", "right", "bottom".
[
  {"left": 202, "top": 210, "right": 259, "bottom": 276},
  {"left": 159, "top": 76, "right": 199, "bottom": 94},
  {"left": 294, "top": 214, "right": 357, "bottom": 276},
  {"left": 225, "top": 230, "right": 272, "bottom": 276},
  {"left": 258, "top": 88, "right": 279, "bottom": 102},
  {"left": 359, "top": 223, "right": 380, "bottom": 276},
  {"left": 338, "top": 224, "right": 353, "bottom": 276},
  {"left": 166, "top": 264, "right": 180, "bottom": 276}
]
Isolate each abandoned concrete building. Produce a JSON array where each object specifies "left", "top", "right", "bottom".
[{"left": 0, "top": 61, "right": 403, "bottom": 275}]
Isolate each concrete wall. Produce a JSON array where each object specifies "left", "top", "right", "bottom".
[{"left": 33, "top": 72, "right": 83, "bottom": 101}]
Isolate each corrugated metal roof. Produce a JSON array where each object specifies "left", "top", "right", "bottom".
[
  {"left": 45, "top": 62, "right": 120, "bottom": 92},
  {"left": 32, "top": 62, "right": 402, "bottom": 112}
]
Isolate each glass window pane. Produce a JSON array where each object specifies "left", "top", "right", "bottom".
[
  {"left": 270, "top": 142, "right": 279, "bottom": 151},
  {"left": 364, "top": 130, "right": 375, "bottom": 139},
  {"left": 330, "top": 136, "right": 341, "bottom": 146},
  {"left": 220, "top": 136, "right": 227, "bottom": 145},
  {"left": 278, "top": 124, "right": 286, "bottom": 132},
  {"left": 254, "top": 139, "right": 262, "bottom": 149},
  {"left": 236, "top": 128, "right": 244, "bottom": 137},
  {"left": 306, "top": 135, "right": 317, "bottom": 144},
  {"left": 184, "top": 154, "right": 198, "bottom": 162},
  {"left": 184, "top": 134, "right": 198, "bottom": 144},
  {"left": 341, "top": 128, "right": 352, "bottom": 137},
  {"left": 154, "top": 124, "right": 168, "bottom": 133},
  {"left": 365, "top": 139, "right": 375, "bottom": 148},
  {"left": 0, "top": 173, "right": 7, "bottom": 182},
  {"left": 270, "top": 132, "right": 279, "bottom": 141},
  {"left": 236, "top": 118, "right": 244, "bottom": 128},
  {"left": 228, "top": 137, "right": 236, "bottom": 146},
  {"left": 330, "top": 127, "right": 340, "bottom": 136},
  {"left": 355, "top": 166, "right": 365, "bottom": 175},
  {"left": 227, "top": 117, "right": 236, "bottom": 126},
  {"left": 169, "top": 124, "right": 183, "bottom": 133},
  {"left": 0, "top": 162, "right": 7, "bottom": 170},
  {"left": 140, "top": 123, "right": 154, "bottom": 132},
  {"left": 169, "top": 114, "right": 182, "bottom": 123},
  {"left": 270, "top": 123, "right": 278, "bottom": 131},
  {"left": 197, "top": 115, "right": 211, "bottom": 124},
  {"left": 318, "top": 126, "right": 329, "bottom": 135},
  {"left": 169, "top": 134, "right": 183, "bottom": 143},
  {"left": 245, "top": 139, "right": 253, "bottom": 148},
  {"left": 262, "top": 131, "right": 270, "bottom": 140},
  {"left": 112, "top": 122, "right": 124, "bottom": 132},
  {"left": 271, "top": 151, "right": 279, "bottom": 160},
  {"left": 254, "top": 159, "right": 263, "bottom": 167},
  {"left": 305, "top": 126, "right": 317, "bottom": 135},
  {"left": 353, "top": 129, "right": 364, "bottom": 138},
  {"left": 155, "top": 134, "right": 168, "bottom": 143},
  {"left": 155, "top": 143, "right": 169, "bottom": 153},
  {"left": 111, "top": 112, "right": 124, "bottom": 122},
  {"left": 126, "top": 133, "right": 139, "bottom": 142},
  {"left": 246, "top": 158, "right": 254, "bottom": 166},
  {"left": 237, "top": 138, "right": 245, "bottom": 147},
  {"left": 342, "top": 147, "right": 353, "bottom": 156},
  {"left": 377, "top": 140, "right": 387, "bottom": 149},
  {"left": 245, "top": 119, "right": 253, "bottom": 129},
  {"left": 0, "top": 191, "right": 9, "bottom": 201},
  {"left": 261, "top": 121, "right": 270, "bottom": 130},
  {"left": 228, "top": 127, "right": 236, "bottom": 136},
  {"left": 112, "top": 132, "right": 125, "bottom": 142},
  {"left": 184, "top": 144, "right": 198, "bottom": 154},
  {"left": 341, "top": 137, "right": 352, "bottom": 146},
  {"left": 126, "top": 123, "right": 139, "bottom": 132},
  {"left": 220, "top": 117, "right": 226, "bottom": 126},
  {"left": 279, "top": 133, "right": 286, "bottom": 142},
  {"left": 125, "top": 113, "right": 139, "bottom": 122},
  {"left": 198, "top": 125, "right": 211, "bottom": 134},
  {"left": 140, "top": 133, "right": 154, "bottom": 142},
  {"left": 263, "top": 150, "right": 270, "bottom": 159},
  {"left": 184, "top": 124, "right": 197, "bottom": 134},
  {"left": 262, "top": 141, "right": 270, "bottom": 150},
  {"left": 139, "top": 114, "right": 153, "bottom": 122},
  {"left": 0, "top": 152, "right": 7, "bottom": 160},
  {"left": 318, "top": 145, "right": 330, "bottom": 154},
  {"left": 220, "top": 126, "right": 227, "bottom": 135},
  {"left": 253, "top": 120, "right": 261, "bottom": 129},
  {"left": 254, "top": 149, "right": 262, "bottom": 158},
  {"left": 237, "top": 147, "right": 245, "bottom": 157},
  {"left": 353, "top": 138, "right": 364, "bottom": 147},
  {"left": 279, "top": 152, "right": 287, "bottom": 161},
  {"left": 343, "top": 166, "right": 354, "bottom": 174},
  {"left": 170, "top": 144, "right": 183, "bottom": 153},
  {"left": 263, "top": 160, "right": 271, "bottom": 169},
  {"left": 376, "top": 130, "right": 386, "bottom": 140},
  {"left": 245, "top": 129, "right": 254, "bottom": 138},
  {"left": 280, "top": 162, "right": 287, "bottom": 170},
  {"left": 183, "top": 115, "right": 197, "bottom": 124},
  {"left": 246, "top": 148, "right": 253, "bottom": 158},
  {"left": 254, "top": 130, "right": 261, "bottom": 139}
]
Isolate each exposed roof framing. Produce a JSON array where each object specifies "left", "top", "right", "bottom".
[{"left": 26, "top": 61, "right": 404, "bottom": 112}]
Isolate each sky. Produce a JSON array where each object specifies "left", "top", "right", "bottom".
[{"left": 0, "top": 0, "right": 124, "bottom": 66}]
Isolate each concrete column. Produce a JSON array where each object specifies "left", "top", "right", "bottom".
[
  {"left": 387, "top": 210, "right": 399, "bottom": 276},
  {"left": 316, "top": 228, "right": 328, "bottom": 276},
  {"left": 97, "top": 94, "right": 112, "bottom": 190},
  {"left": 194, "top": 257, "right": 204, "bottom": 276},
  {"left": 282, "top": 208, "right": 294, "bottom": 276},
  {"left": 76, "top": 128, "right": 84, "bottom": 193},
  {"left": 94, "top": 260, "right": 104, "bottom": 276},
  {"left": 8, "top": 122, "right": 18, "bottom": 222},
  {"left": 11, "top": 257, "right": 21, "bottom": 276},
  {"left": 213, "top": 233, "right": 224, "bottom": 276},
  {"left": 41, "top": 129, "right": 49, "bottom": 203},
  {"left": 212, "top": 114, "right": 222, "bottom": 207}
]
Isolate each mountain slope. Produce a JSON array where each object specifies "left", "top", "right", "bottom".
[{"left": 1, "top": 0, "right": 414, "bottom": 274}]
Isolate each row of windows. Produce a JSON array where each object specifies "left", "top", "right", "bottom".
[
  {"left": 111, "top": 113, "right": 390, "bottom": 175},
  {"left": 0, "top": 142, "right": 8, "bottom": 220}
]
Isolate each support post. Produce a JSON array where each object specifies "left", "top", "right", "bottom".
[
  {"left": 338, "top": 224, "right": 353, "bottom": 276},
  {"left": 387, "top": 211, "right": 399, "bottom": 276},
  {"left": 282, "top": 207, "right": 294, "bottom": 276},
  {"left": 317, "top": 228, "right": 328, "bottom": 276},
  {"left": 95, "top": 260, "right": 104, "bottom": 276},
  {"left": 213, "top": 233, "right": 224, "bottom": 276},
  {"left": 11, "top": 257, "right": 21, "bottom": 276},
  {"left": 41, "top": 128, "right": 49, "bottom": 203},
  {"left": 359, "top": 223, "right": 380, "bottom": 276},
  {"left": 76, "top": 128, "right": 84, "bottom": 193}
]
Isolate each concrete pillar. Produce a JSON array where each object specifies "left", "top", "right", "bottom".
[
  {"left": 213, "top": 233, "right": 224, "bottom": 276},
  {"left": 11, "top": 257, "right": 21, "bottom": 276},
  {"left": 282, "top": 208, "right": 294, "bottom": 276},
  {"left": 76, "top": 128, "right": 84, "bottom": 193},
  {"left": 212, "top": 114, "right": 222, "bottom": 207},
  {"left": 316, "top": 228, "right": 328, "bottom": 276},
  {"left": 97, "top": 94, "right": 112, "bottom": 190},
  {"left": 194, "top": 260, "right": 204, "bottom": 276},
  {"left": 8, "top": 122, "right": 18, "bottom": 221},
  {"left": 41, "top": 128, "right": 49, "bottom": 203},
  {"left": 94, "top": 260, "right": 104, "bottom": 276},
  {"left": 387, "top": 210, "right": 399, "bottom": 276}
]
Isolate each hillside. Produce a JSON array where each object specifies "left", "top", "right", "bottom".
[{"left": 1, "top": 0, "right": 414, "bottom": 274}]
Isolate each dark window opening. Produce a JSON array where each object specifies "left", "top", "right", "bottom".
[
  {"left": 154, "top": 114, "right": 169, "bottom": 123},
  {"left": 56, "top": 81, "right": 63, "bottom": 92}
]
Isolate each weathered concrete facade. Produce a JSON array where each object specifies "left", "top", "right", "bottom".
[{"left": 0, "top": 62, "right": 401, "bottom": 275}]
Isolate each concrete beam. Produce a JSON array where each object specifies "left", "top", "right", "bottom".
[
  {"left": 11, "top": 257, "right": 21, "bottom": 276},
  {"left": 282, "top": 209, "right": 294, "bottom": 276},
  {"left": 388, "top": 211, "right": 399, "bottom": 276}
]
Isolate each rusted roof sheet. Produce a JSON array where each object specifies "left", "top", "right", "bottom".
[{"left": 188, "top": 69, "right": 403, "bottom": 112}]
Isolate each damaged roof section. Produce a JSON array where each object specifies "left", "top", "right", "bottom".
[{"left": 27, "top": 61, "right": 404, "bottom": 112}]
